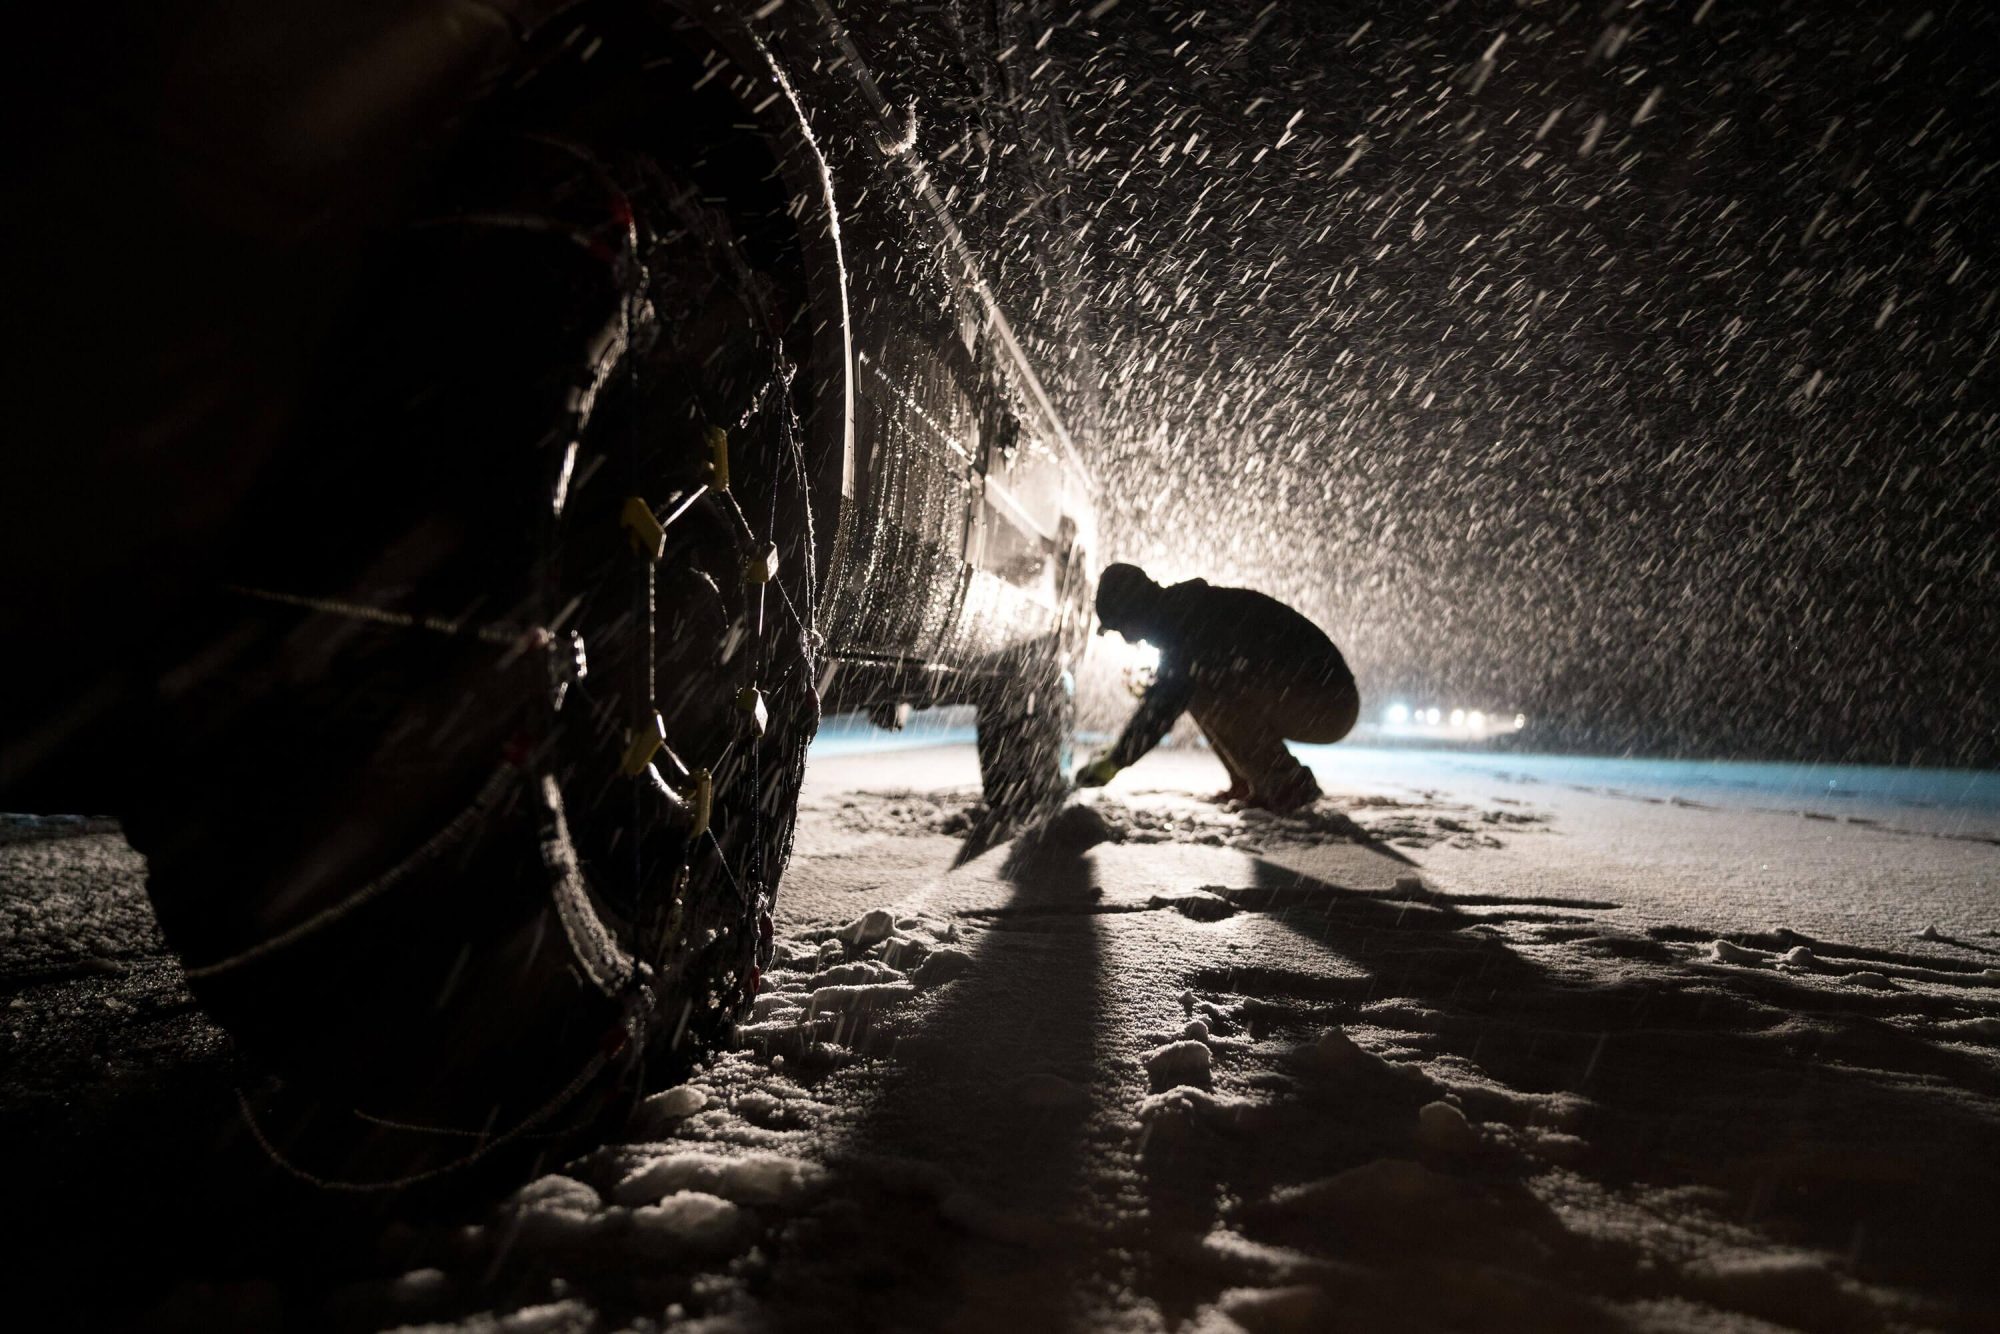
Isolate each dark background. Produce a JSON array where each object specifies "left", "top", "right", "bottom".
[{"left": 898, "top": 0, "right": 1998, "bottom": 767}]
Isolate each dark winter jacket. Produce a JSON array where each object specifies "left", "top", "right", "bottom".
[{"left": 1106, "top": 579, "right": 1353, "bottom": 768}]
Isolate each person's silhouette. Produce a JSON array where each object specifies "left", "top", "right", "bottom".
[{"left": 1077, "top": 563, "right": 1359, "bottom": 811}]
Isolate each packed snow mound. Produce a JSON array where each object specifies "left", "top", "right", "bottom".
[
  {"left": 1710, "top": 938, "right": 1768, "bottom": 966},
  {"left": 508, "top": 1174, "right": 601, "bottom": 1218},
  {"left": 1136, "top": 1085, "right": 1253, "bottom": 1132},
  {"left": 390, "top": 1269, "right": 451, "bottom": 1301},
  {"left": 1148, "top": 888, "right": 1238, "bottom": 920},
  {"left": 1415, "top": 1101, "right": 1480, "bottom": 1154},
  {"left": 836, "top": 908, "right": 898, "bottom": 949},
  {"left": 636, "top": 1084, "right": 708, "bottom": 1125},
  {"left": 1145, "top": 1039, "right": 1213, "bottom": 1084},
  {"left": 613, "top": 1150, "right": 824, "bottom": 1208},
  {"left": 497, "top": 1175, "right": 609, "bottom": 1249},
  {"left": 1309, "top": 1027, "right": 1387, "bottom": 1073},
  {"left": 912, "top": 947, "right": 974, "bottom": 987},
  {"left": 731, "top": 1090, "right": 797, "bottom": 1128},
  {"left": 806, "top": 959, "right": 907, "bottom": 987},
  {"left": 628, "top": 1192, "right": 745, "bottom": 1255},
  {"left": 808, "top": 981, "right": 917, "bottom": 1016}
]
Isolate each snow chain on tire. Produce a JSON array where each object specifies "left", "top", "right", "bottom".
[{"left": 123, "top": 127, "right": 819, "bottom": 1192}]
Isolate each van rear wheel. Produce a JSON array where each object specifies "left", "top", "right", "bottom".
[{"left": 975, "top": 658, "right": 1075, "bottom": 819}]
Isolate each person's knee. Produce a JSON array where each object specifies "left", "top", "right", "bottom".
[
  {"left": 1327, "top": 682, "right": 1359, "bottom": 742},
  {"left": 1287, "top": 678, "right": 1358, "bottom": 744}
]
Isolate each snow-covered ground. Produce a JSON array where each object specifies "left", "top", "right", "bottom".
[{"left": 2, "top": 742, "right": 1996, "bottom": 1331}]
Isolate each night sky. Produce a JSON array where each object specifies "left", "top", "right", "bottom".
[{"left": 890, "top": 0, "right": 1998, "bottom": 766}]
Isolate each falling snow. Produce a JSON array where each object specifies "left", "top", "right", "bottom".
[{"left": 858, "top": 0, "right": 1998, "bottom": 765}]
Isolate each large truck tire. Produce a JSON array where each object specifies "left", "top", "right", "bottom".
[{"left": 117, "top": 96, "right": 822, "bottom": 1190}]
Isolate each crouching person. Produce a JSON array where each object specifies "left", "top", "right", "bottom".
[{"left": 1076, "top": 563, "right": 1359, "bottom": 812}]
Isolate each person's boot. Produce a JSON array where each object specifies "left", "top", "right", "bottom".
[{"left": 1254, "top": 768, "right": 1323, "bottom": 814}]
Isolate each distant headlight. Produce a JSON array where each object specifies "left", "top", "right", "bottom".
[
  {"left": 1386, "top": 703, "right": 1410, "bottom": 724},
  {"left": 1449, "top": 708, "right": 1466, "bottom": 727}
]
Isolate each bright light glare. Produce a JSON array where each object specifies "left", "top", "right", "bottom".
[
  {"left": 1099, "top": 635, "right": 1160, "bottom": 673},
  {"left": 1386, "top": 702, "right": 1410, "bottom": 724},
  {"left": 1468, "top": 710, "right": 1485, "bottom": 729},
  {"left": 1449, "top": 708, "right": 1466, "bottom": 726},
  {"left": 1102, "top": 635, "right": 1161, "bottom": 699},
  {"left": 1514, "top": 713, "right": 1527, "bottom": 729},
  {"left": 1425, "top": 707, "right": 1442, "bottom": 725}
]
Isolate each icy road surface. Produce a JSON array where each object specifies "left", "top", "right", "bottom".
[{"left": 2, "top": 743, "right": 1997, "bottom": 1331}]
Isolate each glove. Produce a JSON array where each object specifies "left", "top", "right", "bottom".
[{"left": 1075, "top": 755, "right": 1120, "bottom": 788}]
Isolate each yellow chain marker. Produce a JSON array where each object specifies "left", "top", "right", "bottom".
[
  {"left": 744, "top": 541, "right": 780, "bottom": 585},
  {"left": 621, "top": 496, "right": 667, "bottom": 560},
  {"left": 683, "top": 769, "right": 713, "bottom": 839},
  {"left": 619, "top": 710, "right": 668, "bottom": 776},
  {"left": 735, "top": 685, "right": 769, "bottom": 737},
  {"left": 704, "top": 426, "right": 730, "bottom": 493}
]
